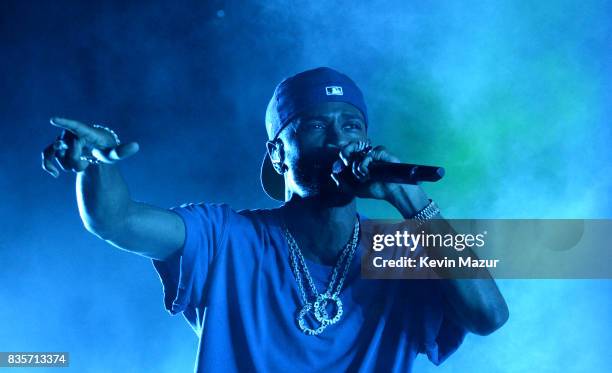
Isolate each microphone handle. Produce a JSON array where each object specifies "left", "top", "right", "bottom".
[{"left": 368, "top": 161, "right": 445, "bottom": 184}]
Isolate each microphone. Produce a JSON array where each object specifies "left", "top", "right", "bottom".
[
  {"left": 331, "top": 147, "right": 445, "bottom": 185},
  {"left": 366, "top": 162, "right": 445, "bottom": 184}
]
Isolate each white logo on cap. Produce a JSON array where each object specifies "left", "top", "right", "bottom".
[{"left": 325, "top": 86, "right": 343, "bottom": 96}]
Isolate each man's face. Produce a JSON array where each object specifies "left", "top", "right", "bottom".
[{"left": 277, "top": 101, "right": 368, "bottom": 200}]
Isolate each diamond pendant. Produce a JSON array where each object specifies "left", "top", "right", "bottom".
[
  {"left": 297, "top": 302, "right": 327, "bottom": 335},
  {"left": 296, "top": 294, "right": 344, "bottom": 336},
  {"left": 313, "top": 293, "right": 343, "bottom": 325}
]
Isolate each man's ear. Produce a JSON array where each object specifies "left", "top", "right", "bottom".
[{"left": 266, "top": 139, "right": 285, "bottom": 174}]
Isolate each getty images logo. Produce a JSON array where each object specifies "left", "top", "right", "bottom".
[{"left": 325, "top": 86, "right": 343, "bottom": 96}]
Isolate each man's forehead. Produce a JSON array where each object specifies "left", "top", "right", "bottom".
[{"left": 298, "top": 102, "right": 365, "bottom": 119}]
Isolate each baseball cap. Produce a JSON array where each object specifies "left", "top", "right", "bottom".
[{"left": 261, "top": 67, "right": 368, "bottom": 201}]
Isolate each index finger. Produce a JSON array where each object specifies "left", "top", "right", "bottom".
[
  {"left": 339, "top": 141, "right": 370, "bottom": 166},
  {"left": 50, "top": 117, "right": 114, "bottom": 148}
]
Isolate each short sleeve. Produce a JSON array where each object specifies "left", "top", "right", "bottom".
[
  {"left": 151, "top": 203, "right": 230, "bottom": 331},
  {"left": 419, "top": 280, "right": 468, "bottom": 366}
]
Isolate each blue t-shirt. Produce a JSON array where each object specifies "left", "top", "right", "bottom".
[{"left": 152, "top": 203, "right": 466, "bottom": 372}]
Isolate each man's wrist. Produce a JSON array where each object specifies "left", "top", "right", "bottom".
[{"left": 384, "top": 184, "right": 430, "bottom": 218}]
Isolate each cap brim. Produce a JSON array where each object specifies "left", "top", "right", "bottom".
[{"left": 260, "top": 153, "right": 285, "bottom": 201}]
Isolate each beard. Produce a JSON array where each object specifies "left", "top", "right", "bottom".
[{"left": 288, "top": 149, "right": 354, "bottom": 205}]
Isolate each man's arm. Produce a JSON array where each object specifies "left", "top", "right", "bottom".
[
  {"left": 336, "top": 142, "right": 509, "bottom": 336},
  {"left": 42, "top": 118, "right": 186, "bottom": 261},
  {"left": 77, "top": 164, "right": 185, "bottom": 261},
  {"left": 386, "top": 185, "right": 509, "bottom": 336}
]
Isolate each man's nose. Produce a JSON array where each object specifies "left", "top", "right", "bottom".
[{"left": 325, "top": 122, "right": 349, "bottom": 148}]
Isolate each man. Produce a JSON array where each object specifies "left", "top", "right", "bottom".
[{"left": 41, "top": 67, "right": 508, "bottom": 372}]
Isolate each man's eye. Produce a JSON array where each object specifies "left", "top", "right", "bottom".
[
  {"left": 307, "top": 121, "right": 326, "bottom": 129},
  {"left": 344, "top": 121, "right": 363, "bottom": 129}
]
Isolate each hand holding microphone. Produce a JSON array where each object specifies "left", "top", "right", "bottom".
[
  {"left": 330, "top": 142, "right": 445, "bottom": 187},
  {"left": 326, "top": 141, "right": 442, "bottom": 202}
]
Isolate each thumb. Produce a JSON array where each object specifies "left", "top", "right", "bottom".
[{"left": 92, "top": 142, "right": 140, "bottom": 163}]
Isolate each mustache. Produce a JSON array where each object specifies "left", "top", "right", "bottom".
[
  {"left": 308, "top": 145, "right": 342, "bottom": 169},
  {"left": 302, "top": 143, "right": 371, "bottom": 173}
]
